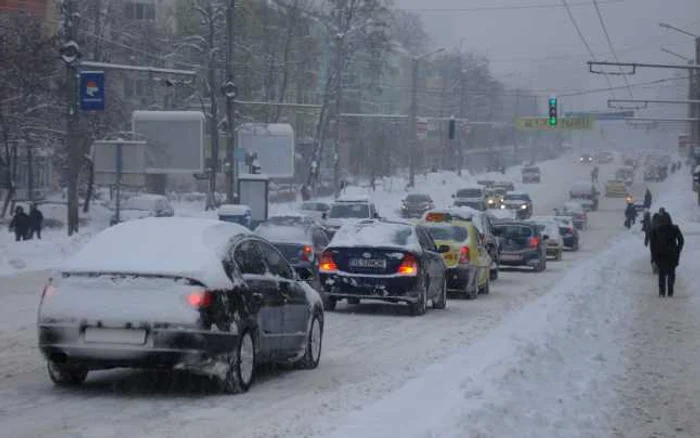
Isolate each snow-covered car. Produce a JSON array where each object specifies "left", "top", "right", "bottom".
[
  {"left": 452, "top": 186, "right": 487, "bottom": 211},
  {"left": 527, "top": 218, "right": 564, "bottom": 261},
  {"left": 550, "top": 215, "right": 580, "bottom": 251},
  {"left": 579, "top": 153, "right": 593, "bottom": 164},
  {"left": 37, "top": 217, "right": 324, "bottom": 393},
  {"left": 484, "top": 188, "right": 505, "bottom": 209},
  {"left": 493, "top": 180, "right": 516, "bottom": 192},
  {"left": 324, "top": 196, "right": 379, "bottom": 236},
  {"left": 625, "top": 184, "right": 647, "bottom": 212},
  {"left": 615, "top": 166, "right": 635, "bottom": 185},
  {"left": 521, "top": 166, "right": 541, "bottom": 183},
  {"left": 555, "top": 201, "right": 588, "bottom": 230},
  {"left": 401, "top": 193, "right": 435, "bottom": 218},
  {"left": 255, "top": 216, "right": 331, "bottom": 290},
  {"left": 569, "top": 181, "right": 600, "bottom": 211},
  {"left": 492, "top": 221, "right": 547, "bottom": 272},
  {"left": 300, "top": 201, "right": 331, "bottom": 221},
  {"left": 596, "top": 151, "right": 614, "bottom": 164},
  {"left": 319, "top": 220, "right": 448, "bottom": 316},
  {"left": 605, "top": 179, "right": 627, "bottom": 197},
  {"left": 501, "top": 191, "right": 533, "bottom": 219},
  {"left": 486, "top": 208, "right": 517, "bottom": 222}
]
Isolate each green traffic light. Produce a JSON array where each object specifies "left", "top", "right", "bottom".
[
  {"left": 549, "top": 99, "right": 557, "bottom": 105},
  {"left": 549, "top": 117, "right": 557, "bottom": 126}
]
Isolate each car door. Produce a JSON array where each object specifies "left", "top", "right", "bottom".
[
  {"left": 257, "top": 240, "right": 309, "bottom": 353},
  {"left": 416, "top": 226, "right": 445, "bottom": 297},
  {"left": 233, "top": 239, "right": 285, "bottom": 357}
]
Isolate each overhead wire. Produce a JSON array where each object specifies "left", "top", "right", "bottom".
[
  {"left": 403, "top": 0, "right": 624, "bottom": 13},
  {"left": 591, "top": 0, "right": 634, "bottom": 98}
]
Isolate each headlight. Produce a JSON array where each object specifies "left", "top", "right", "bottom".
[
  {"left": 500, "top": 205, "right": 506, "bottom": 209},
  {"left": 520, "top": 204, "right": 527, "bottom": 209},
  {"left": 487, "top": 199, "right": 494, "bottom": 204}
]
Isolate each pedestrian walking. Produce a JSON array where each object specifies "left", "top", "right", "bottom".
[
  {"left": 650, "top": 209, "right": 684, "bottom": 297},
  {"left": 9, "top": 206, "right": 30, "bottom": 242},
  {"left": 643, "top": 188, "right": 652, "bottom": 209},
  {"left": 591, "top": 166, "right": 599, "bottom": 183},
  {"left": 29, "top": 204, "right": 44, "bottom": 239},
  {"left": 643, "top": 211, "right": 659, "bottom": 273},
  {"left": 624, "top": 202, "right": 637, "bottom": 228}
]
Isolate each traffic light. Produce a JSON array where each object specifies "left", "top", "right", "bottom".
[
  {"left": 548, "top": 97, "right": 558, "bottom": 126},
  {"left": 448, "top": 118, "right": 456, "bottom": 140}
]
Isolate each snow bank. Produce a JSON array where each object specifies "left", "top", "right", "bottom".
[{"left": 326, "top": 232, "right": 638, "bottom": 438}]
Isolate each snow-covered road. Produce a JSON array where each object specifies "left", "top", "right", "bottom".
[{"left": 0, "top": 156, "right": 645, "bottom": 438}]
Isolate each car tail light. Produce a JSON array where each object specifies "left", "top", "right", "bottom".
[
  {"left": 528, "top": 237, "right": 539, "bottom": 248},
  {"left": 40, "top": 281, "right": 56, "bottom": 302},
  {"left": 319, "top": 251, "right": 338, "bottom": 272},
  {"left": 300, "top": 245, "right": 314, "bottom": 262},
  {"left": 397, "top": 253, "right": 418, "bottom": 276},
  {"left": 459, "top": 246, "right": 470, "bottom": 264},
  {"left": 187, "top": 289, "right": 214, "bottom": 308}
]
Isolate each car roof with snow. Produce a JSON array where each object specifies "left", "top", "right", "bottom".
[
  {"left": 329, "top": 220, "right": 421, "bottom": 251},
  {"left": 218, "top": 204, "right": 251, "bottom": 215},
  {"left": 335, "top": 195, "right": 371, "bottom": 203},
  {"left": 62, "top": 217, "right": 251, "bottom": 289},
  {"left": 563, "top": 201, "right": 585, "bottom": 211}
]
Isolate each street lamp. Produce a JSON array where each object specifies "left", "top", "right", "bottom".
[
  {"left": 661, "top": 47, "right": 692, "bottom": 62},
  {"left": 408, "top": 47, "right": 445, "bottom": 187},
  {"left": 659, "top": 22, "right": 699, "bottom": 39}
]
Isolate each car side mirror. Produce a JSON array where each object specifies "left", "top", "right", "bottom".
[
  {"left": 321, "top": 212, "right": 327, "bottom": 220},
  {"left": 295, "top": 267, "right": 314, "bottom": 282}
]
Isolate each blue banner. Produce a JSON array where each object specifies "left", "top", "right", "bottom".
[{"left": 80, "top": 71, "right": 105, "bottom": 111}]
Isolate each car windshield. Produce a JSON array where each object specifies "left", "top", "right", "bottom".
[
  {"left": 504, "top": 194, "right": 529, "bottom": 201},
  {"left": 456, "top": 189, "right": 482, "bottom": 198},
  {"left": 302, "top": 202, "right": 328, "bottom": 212},
  {"left": 523, "top": 167, "right": 539, "bottom": 173},
  {"left": 406, "top": 194, "right": 431, "bottom": 202},
  {"left": 424, "top": 224, "right": 469, "bottom": 242},
  {"left": 329, "top": 203, "right": 370, "bottom": 219}
]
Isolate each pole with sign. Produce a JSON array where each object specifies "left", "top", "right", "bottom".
[{"left": 80, "top": 71, "right": 105, "bottom": 111}]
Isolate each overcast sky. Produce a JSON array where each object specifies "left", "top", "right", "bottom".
[{"left": 394, "top": 0, "right": 700, "bottom": 114}]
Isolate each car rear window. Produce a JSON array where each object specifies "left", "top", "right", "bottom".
[
  {"left": 331, "top": 223, "right": 418, "bottom": 249},
  {"left": 424, "top": 224, "right": 469, "bottom": 242},
  {"left": 329, "top": 203, "right": 370, "bottom": 219},
  {"left": 504, "top": 194, "right": 530, "bottom": 201},
  {"left": 495, "top": 225, "right": 534, "bottom": 239}
]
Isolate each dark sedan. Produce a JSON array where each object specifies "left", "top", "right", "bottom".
[
  {"left": 255, "top": 216, "right": 331, "bottom": 289},
  {"left": 37, "top": 218, "right": 324, "bottom": 393},
  {"left": 493, "top": 221, "right": 547, "bottom": 272},
  {"left": 401, "top": 193, "right": 435, "bottom": 218},
  {"left": 319, "top": 220, "right": 448, "bottom": 316}
]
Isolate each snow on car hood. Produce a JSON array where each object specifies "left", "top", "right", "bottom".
[{"left": 62, "top": 217, "right": 251, "bottom": 289}]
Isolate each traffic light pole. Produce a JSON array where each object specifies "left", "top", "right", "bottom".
[{"left": 408, "top": 58, "right": 418, "bottom": 188}]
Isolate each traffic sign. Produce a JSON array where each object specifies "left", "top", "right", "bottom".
[
  {"left": 564, "top": 110, "right": 634, "bottom": 120},
  {"left": 416, "top": 117, "right": 429, "bottom": 140},
  {"left": 80, "top": 71, "right": 105, "bottom": 111},
  {"left": 515, "top": 117, "right": 593, "bottom": 131}
]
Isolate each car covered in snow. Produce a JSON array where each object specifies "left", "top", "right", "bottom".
[
  {"left": 318, "top": 220, "right": 448, "bottom": 316},
  {"left": 492, "top": 180, "right": 516, "bottom": 193},
  {"left": 579, "top": 153, "right": 594, "bottom": 164},
  {"left": 554, "top": 201, "right": 588, "bottom": 230},
  {"left": 492, "top": 221, "right": 547, "bottom": 272},
  {"left": 37, "top": 217, "right": 324, "bottom": 393},
  {"left": 527, "top": 218, "right": 564, "bottom": 261},
  {"left": 110, "top": 193, "right": 175, "bottom": 223},
  {"left": 595, "top": 151, "right": 614, "bottom": 164},
  {"left": 501, "top": 191, "right": 533, "bottom": 219},
  {"left": 400, "top": 193, "right": 435, "bottom": 218},
  {"left": 625, "top": 184, "right": 647, "bottom": 212},
  {"left": 615, "top": 166, "right": 635, "bottom": 185},
  {"left": 484, "top": 187, "right": 506, "bottom": 209},
  {"left": 521, "top": 165, "right": 541, "bottom": 183},
  {"left": 422, "top": 222, "right": 491, "bottom": 299},
  {"left": 324, "top": 196, "right": 379, "bottom": 236},
  {"left": 255, "top": 215, "right": 331, "bottom": 289},
  {"left": 549, "top": 215, "right": 580, "bottom": 251},
  {"left": 568, "top": 181, "right": 600, "bottom": 211},
  {"left": 300, "top": 201, "right": 331, "bottom": 221},
  {"left": 605, "top": 179, "right": 627, "bottom": 198},
  {"left": 452, "top": 186, "right": 487, "bottom": 211}
]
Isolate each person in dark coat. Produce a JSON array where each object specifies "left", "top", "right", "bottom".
[
  {"left": 643, "top": 188, "right": 652, "bottom": 209},
  {"left": 9, "top": 206, "right": 30, "bottom": 242},
  {"left": 29, "top": 204, "right": 44, "bottom": 240},
  {"left": 650, "top": 210, "right": 684, "bottom": 297},
  {"left": 624, "top": 202, "right": 637, "bottom": 228},
  {"left": 644, "top": 212, "right": 660, "bottom": 273}
]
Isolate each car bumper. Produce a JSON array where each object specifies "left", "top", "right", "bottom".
[
  {"left": 319, "top": 273, "right": 421, "bottom": 302},
  {"left": 499, "top": 250, "right": 542, "bottom": 267},
  {"left": 562, "top": 235, "right": 577, "bottom": 248},
  {"left": 401, "top": 208, "right": 428, "bottom": 218},
  {"left": 38, "top": 324, "right": 238, "bottom": 370},
  {"left": 445, "top": 265, "right": 476, "bottom": 291},
  {"left": 546, "top": 245, "right": 562, "bottom": 256}
]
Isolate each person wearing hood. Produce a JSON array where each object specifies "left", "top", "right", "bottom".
[
  {"left": 9, "top": 206, "right": 30, "bottom": 241},
  {"left": 650, "top": 209, "right": 684, "bottom": 297},
  {"left": 29, "top": 204, "right": 44, "bottom": 239},
  {"left": 624, "top": 201, "right": 637, "bottom": 228},
  {"left": 644, "top": 211, "right": 659, "bottom": 273},
  {"left": 643, "top": 188, "right": 652, "bottom": 209}
]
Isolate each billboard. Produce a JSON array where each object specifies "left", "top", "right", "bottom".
[
  {"left": 237, "top": 123, "right": 294, "bottom": 179},
  {"left": 132, "top": 111, "right": 205, "bottom": 174}
]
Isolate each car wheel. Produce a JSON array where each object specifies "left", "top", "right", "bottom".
[
  {"left": 297, "top": 313, "right": 323, "bottom": 369},
  {"left": 47, "top": 361, "right": 88, "bottom": 386},
  {"left": 466, "top": 277, "right": 479, "bottom": 300},
  {"left": 323, "top": 295, "right": 337, "bottom": 311},
  {"left": 432, "top": 278, "right": 447, "bottom": 309},
  {"left": 410, "top": 280, "right": 428, "bottom": 316},
  {"left": 220, "top": 330, "right": 255, "bottom": 394},
  {"left": 347, "top": 298, "right": 360, "bottom": 305}
]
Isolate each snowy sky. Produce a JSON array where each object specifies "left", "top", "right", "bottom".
[{"left": 393, "top": 0, "right": 700, "bottom": 112}]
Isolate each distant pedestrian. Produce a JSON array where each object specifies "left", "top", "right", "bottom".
[
  {"left": 643, "top": 188, "right": 652, "bottom": 209},
  {"left": 591, "top": 166, "right": 599, "bottom": 183},
  {"left": 624, "top": 202, "right": 637, "bottom": 228},
  {"left": 9, "top": 206, "right": 30, "bottom": 242},
  {"left": 29, "top": 204, "right": 44, "bottom": 240},
  {"left": 650, "top": 210, "right": 684, "bottom": 297}
]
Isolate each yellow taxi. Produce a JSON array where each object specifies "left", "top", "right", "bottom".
[
  {"left": 421, "top": 212, "right": 491, "bottom": 299},
  {"left": 605, "top": 179, "right": 627, "bottom": 197}
]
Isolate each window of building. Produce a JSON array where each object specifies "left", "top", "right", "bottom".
[{"left": 124, "top": 0, "right": 155, "bottom": 21}]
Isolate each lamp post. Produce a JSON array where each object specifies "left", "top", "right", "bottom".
[{"left": 408, "top": 47, "right": 445, "bottom": 188}]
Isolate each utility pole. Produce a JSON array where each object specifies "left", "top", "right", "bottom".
[
  {"left": 458, "top": 69, "right": 466, "bottom": 176},
  {"left": 408, "top": 58, "right": 419, "bottom": 187},
  {"left": 223, "top": 0, "right": 238, "bottom": 204},
  {"left": 694, "top": 37, "right": 700, "bottom": 152},
  {"left": 206, "top": 3, "right": 219, "bottom": 210}
]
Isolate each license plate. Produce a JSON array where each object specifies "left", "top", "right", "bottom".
[
  {"left": 84, "top": 328, "right": 146, "bottom": 345},
  {"left": 501, "top": 254, "right": 522, "bottom": 262},
  {"left": 349, "top": 258, "right": 387, "bottom": 269}
]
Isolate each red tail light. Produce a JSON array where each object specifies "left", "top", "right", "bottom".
[
  {"left": 528, "top": 237, "right": 539, "bottom": 248},
  {"left": 459, "top": 246, "right": 470, "bottom": 264},
  {"left": 187, "top": 289, "right": 214, "bottom": 308},
  {"left": 319, "top": 251, "right": 338, "bottom": 272},
  {"left": 397, "top": 253, "right": 418, "bottom": 276},
  {"left": 301, "top": 245, "right": 314, "bottom": 262}
]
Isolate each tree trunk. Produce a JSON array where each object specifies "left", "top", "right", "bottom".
[
  {"left": 273, "top": 0, "right": 298, "bottom": 123},
  {"left": 27, "top": 141, "right": 34, "bottom": 204},
  {"left": 82, "top": 156, "right": 94, "bottom": 213}
]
